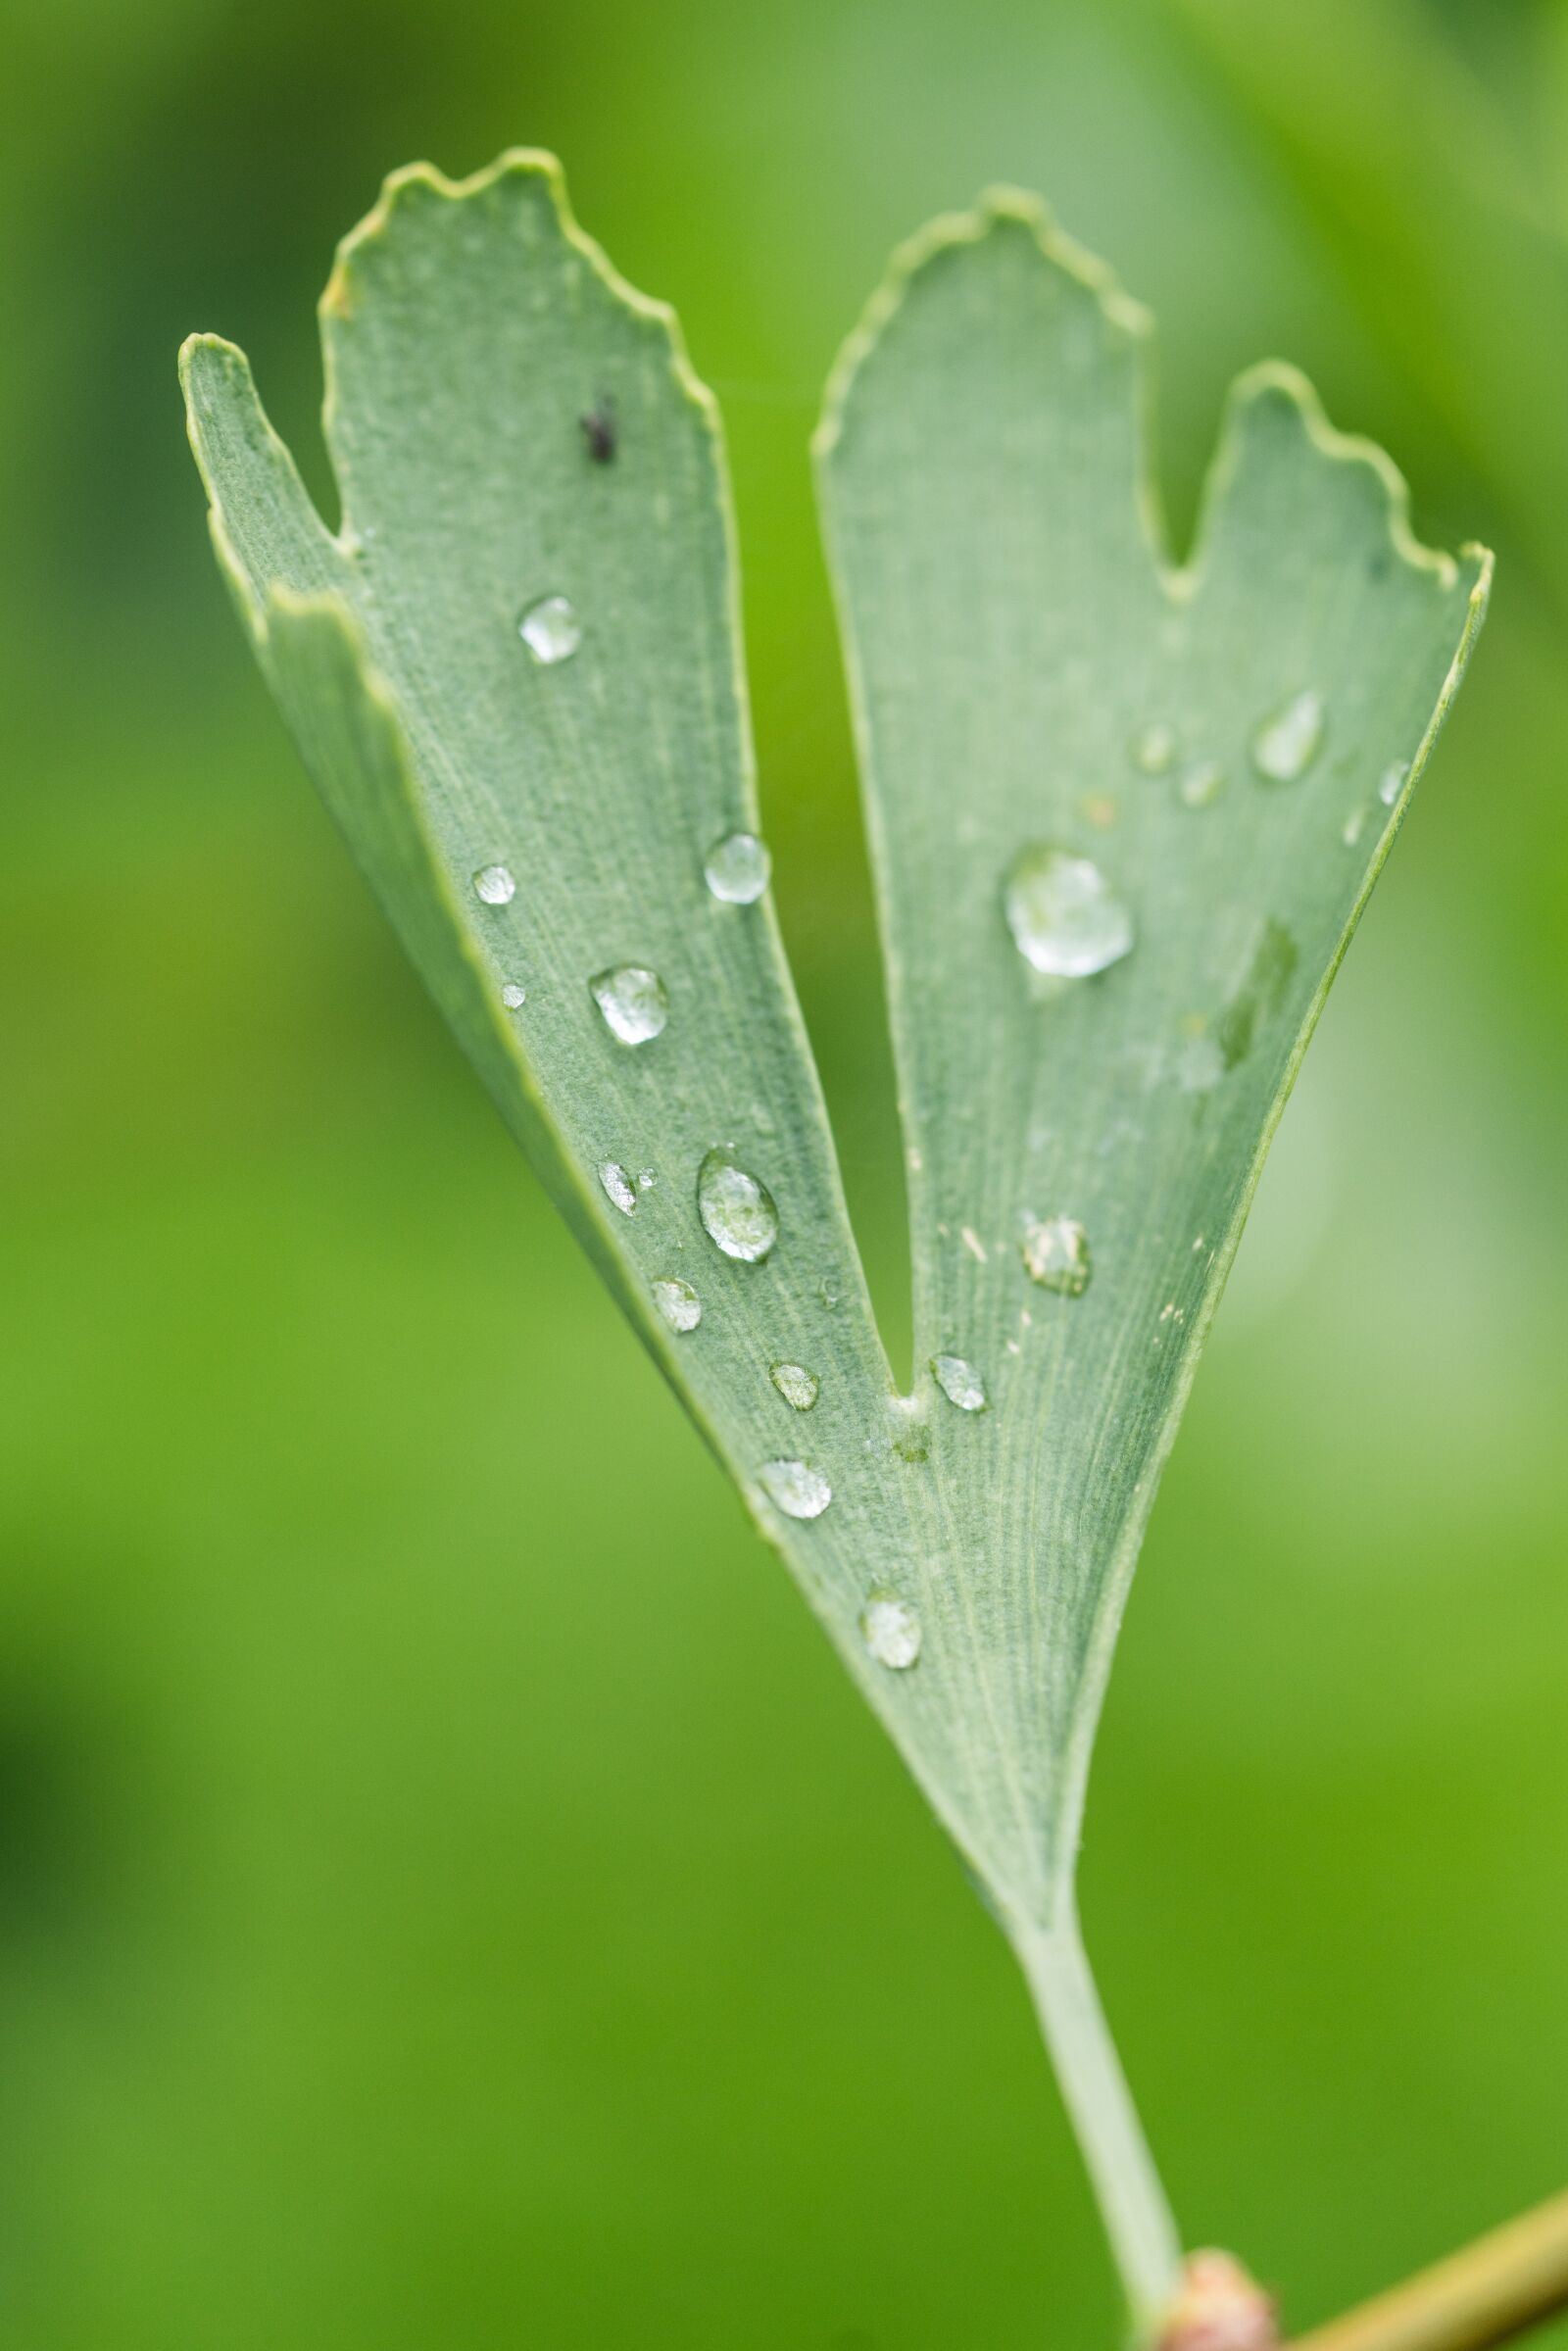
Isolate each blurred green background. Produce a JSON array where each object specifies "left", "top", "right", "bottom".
[{"left": 3, "top": 1, "right": 1565, "bottom": 2343}]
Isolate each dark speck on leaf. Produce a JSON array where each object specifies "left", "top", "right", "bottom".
[{"left": 580, "top": 399, "right": 616, "bottom": 463}]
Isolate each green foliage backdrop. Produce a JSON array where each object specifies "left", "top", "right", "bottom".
[{"left": 2, "top": 3, "right": 1564, "bottom": 2346}]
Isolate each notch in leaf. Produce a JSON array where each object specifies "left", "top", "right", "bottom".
[{"left": 180, "top": 152, "right": 1490, "bottom": 2342}]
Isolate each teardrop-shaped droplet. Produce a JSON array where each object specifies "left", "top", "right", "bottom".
[
  {"left": 1003, "top": 846, "right": 1133, "bottom": 978},
  {"left": 473, "top": 863, "right": 515, "bottom": 906},
  {"left": 704, "top": 831, "right": 771, "bottom": 905},
  {"left": 698, "top": 1148, "right": 778, "bottom": 1263},
  {"left": 760, "top": 1458, "right": 832, "bottom": 1520},
  {"left": 1021, "top": 1214, "right": 1093, "bottom": 1297},
  {"left": 517, "top": 593, "right": 581, "bottom": 664},
  {"left": 598, "top": 1160, "right": 638, "bottom": 1215},
  {"left": 1342, "top": 805, "right": 1369, "bottom": 848},
  {"left": 1178, "top": 760, "right": 1225, "bottom": 809},
  {"left": 1378, "top": 761, "right": 1407, "bottom": 807},
  {"left": 501, "top": 981, "right": 526, "bottom": 1008},
  {"left": 652, "top": 1276, "right": 702, "bottom": 1333},
  {"left": 932, "top": 1354, "right": 988, "bottom": 1412},
  {"left": 1132, "top": 721, "right": 1176, "bottom": 775},
  {"left": 860, "top": 1593, "right": 922, "bottom": 1670},
  {"left": 770, "top": 1361, "right": 819, "bottom": 1411},
  {"left": 590, "top": 964, "right": 668, "bottom": 1047},
  {"left": 1250, "top": 689, "right": 1324, "bottom": 783}
]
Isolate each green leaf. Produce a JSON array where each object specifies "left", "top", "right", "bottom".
[{"left": 181, "top": 154, "right": 1489, "bottom": 2331}]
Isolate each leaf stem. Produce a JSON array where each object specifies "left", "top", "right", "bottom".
[
  {"left": 1289, "top": 2189, "right": 1568, "bottom": 2351},
  {"left": 1013, "top": 1912, "right": 1183, "bottom": 2335}
]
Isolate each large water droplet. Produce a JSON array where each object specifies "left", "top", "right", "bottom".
[
  {"left": 501, "top": 981, "right": 526, "bottom": 1009},
  {"left": 1004, "top": 846, "right": 1133, "bottom": 978},
  {"left": 598, "top": 1159, "right": 638, "bottom": 1215},
  {"left": 1250, "top": 689, "right": 1324, "bottom": 783},
  {"left": 760, "top": 1459, "right": 832, "bottom": 1520},
  {"left": 517, "top": 593, "right": 581, "bottom": 664},
  {"left": 1021, "top": 1214, "right": 1093, "bottom": 1297},
  {"left": 860, "top": 1593, "right": 922, "bottom": 1671},
  {"left": 932, "top": 1354, "right": 988, "bottom": 1412},
  {"left": 590, "top": 964, "right": 668, "bottom": 1046},
  {"left": 1378, "top": 761, "right": 1407, "bottom": 807},
  {"left": 473, "top": 863, "right": 515, "bottom": 906},
  {"left": 704, "top": 831, "right": 771, "bottom": 905},
  {"left": 1132, "top": 721, "right": 1176, "bottom": 776},
  {"left": 770, "top": 1361, "right": 819, "bottom": 1411},
  {"left": 1179, "top": 760, "right": 1225, "bottom": 809},
  {"left": 652, "top": 1276, "right": 702, "bottom": 1333},
  {"left": 697, "top": 1148, "right": 778, "bottom": 1262}
]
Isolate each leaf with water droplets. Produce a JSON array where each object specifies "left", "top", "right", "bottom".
[{"left": 181, "top": 156, "right": 1489, "bottom": 2329}]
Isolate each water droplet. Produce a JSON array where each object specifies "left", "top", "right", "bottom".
[
  {"left": 1179, "top": 760, "right": 1225, "bottom": 809},
  {"left": 598, "top": 1159, "right": 638, "bottom": 1215},
  {"left": 652, "top": 1276, "right": 702, "bottom": 1333},
  {"left": 697, "top": 1148, "right": 778, "bottom": 1262},
  {"left": 817, "top": 1274, "right": 842, "bottom": 1311},
  {"left": 1378, "top": 761, "right": 1407, "bottom": 807},
  {"left": 932, "top": 1354, "right": 987, "bottom": 1411},
  {"left": 590, "top": 964, "right": 668, "bottom": 1046},
  {"left": 1175, "top": 1033, "right": 1225, "bottom": 1094},
  {"left": 887, "top": 1396, "right": 931, "bottom": 1463},
  {"left": 860, "top": 1593, "right": 922, "bottom": 1670},
  {"left": 517, "top": 593, "right": 581, "bottom": 664},
  {"left": 760, "top": 1459, "right": 832, "bottom": 1520},
  {"left": 1021, "top": 1214, "right": 1093, "bottom": 1297},
  {"left": 1250, "top": 689, "right": 1324, "bottom": 783},
  {"left": 1342, "top": 804, "right": 1369, "bottom": 848},
  {"left": 770, "top": 1362, "right": 819, "bottom": 1411},
  {"left": 1003, "top": 846, "right": 1133, "bottom": 978},
  {"left": 473, "top": 863, "right": 515, "bottom": 906},
  {"left": 1132, "top": 721, "right": 1176, "bottom": 775},
  {"left": 704, "top": 831, "right": 771, "bottom": 905},
  {"left": 501, "top": 981, "right": 526, "bottom": 1009}
]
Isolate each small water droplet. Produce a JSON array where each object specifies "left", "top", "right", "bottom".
[
  {"left": 770, "top": 1362, "right": 819, "bottom": 1411},
  {"left": 1175, "top": 1033, "right": 1225, "bottom": 1094},
  {"left": 473, "top": 863, "right": 515, "bottom": 906},
  {"left": 590, "top": 964, "right": 668, "bottom": 1046},
  {"left": 1179, "top": 760, "right": 1225, "bottom": 809},
  {"left": 760, "top": 1458, "right": 832, "bottom": 1520},
  {"left": 1342, "top": 804, "right": 1369, "bottom": 847},
  {"left": 704, "top": 831, "right": 772, "bottom": 905},
  {"left": 959, "top": 1226, "right": 989, "bottom": 1265},
  {"left": 652, "top": 1276, "right": 702, "bottom": 1333},
  {"left": 1021, "top": 1214, "right": 1093, "bottom": 1297},
  {"left": 598, "top": 1159, "right": 638, "bottom": 1215},
  {"left": 697, "top": 1149, "right": 778, "bottom": 1263},
  {"left": 886, "top": 1396, "right": 931, "bottom": 1463},
  {"left": 1250, "top": 689, "right": 1324, "bottom": 783},
  {"left": 501, "top": 981, "right": 526, "bottom": 1008},
  {"left": 1004, "top": 846, "right": 1133, "bottom": 978},
  {"left": 1132, "top": 721, "right": 1176, "bottom": 775},
  {"left": 517, "top": 593, "right": 581, "bottom": 663},
  {"left": 635, "top": 1168, "right": 657, "bottom": 1195},
  {"left": 932, "top": 1354, "right": 987, "bottom": 1411},
  {"left": 860, "top": 1593, "right": 922, "bottom": 1670},
  {"left": 1378, "top": 761, "right": 1407, "bottom": 807},
  {"left": 817, "top": 1273, "right": 842, "bottom": 1311}
]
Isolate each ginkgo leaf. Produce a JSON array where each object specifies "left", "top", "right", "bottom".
[{"left": 181, "top": 153, "right": 1489, "bottom": 2336}]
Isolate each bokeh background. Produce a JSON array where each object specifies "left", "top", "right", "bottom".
[{"left": 4, "top": 1, "right": 1566, "bottom": 2344}]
